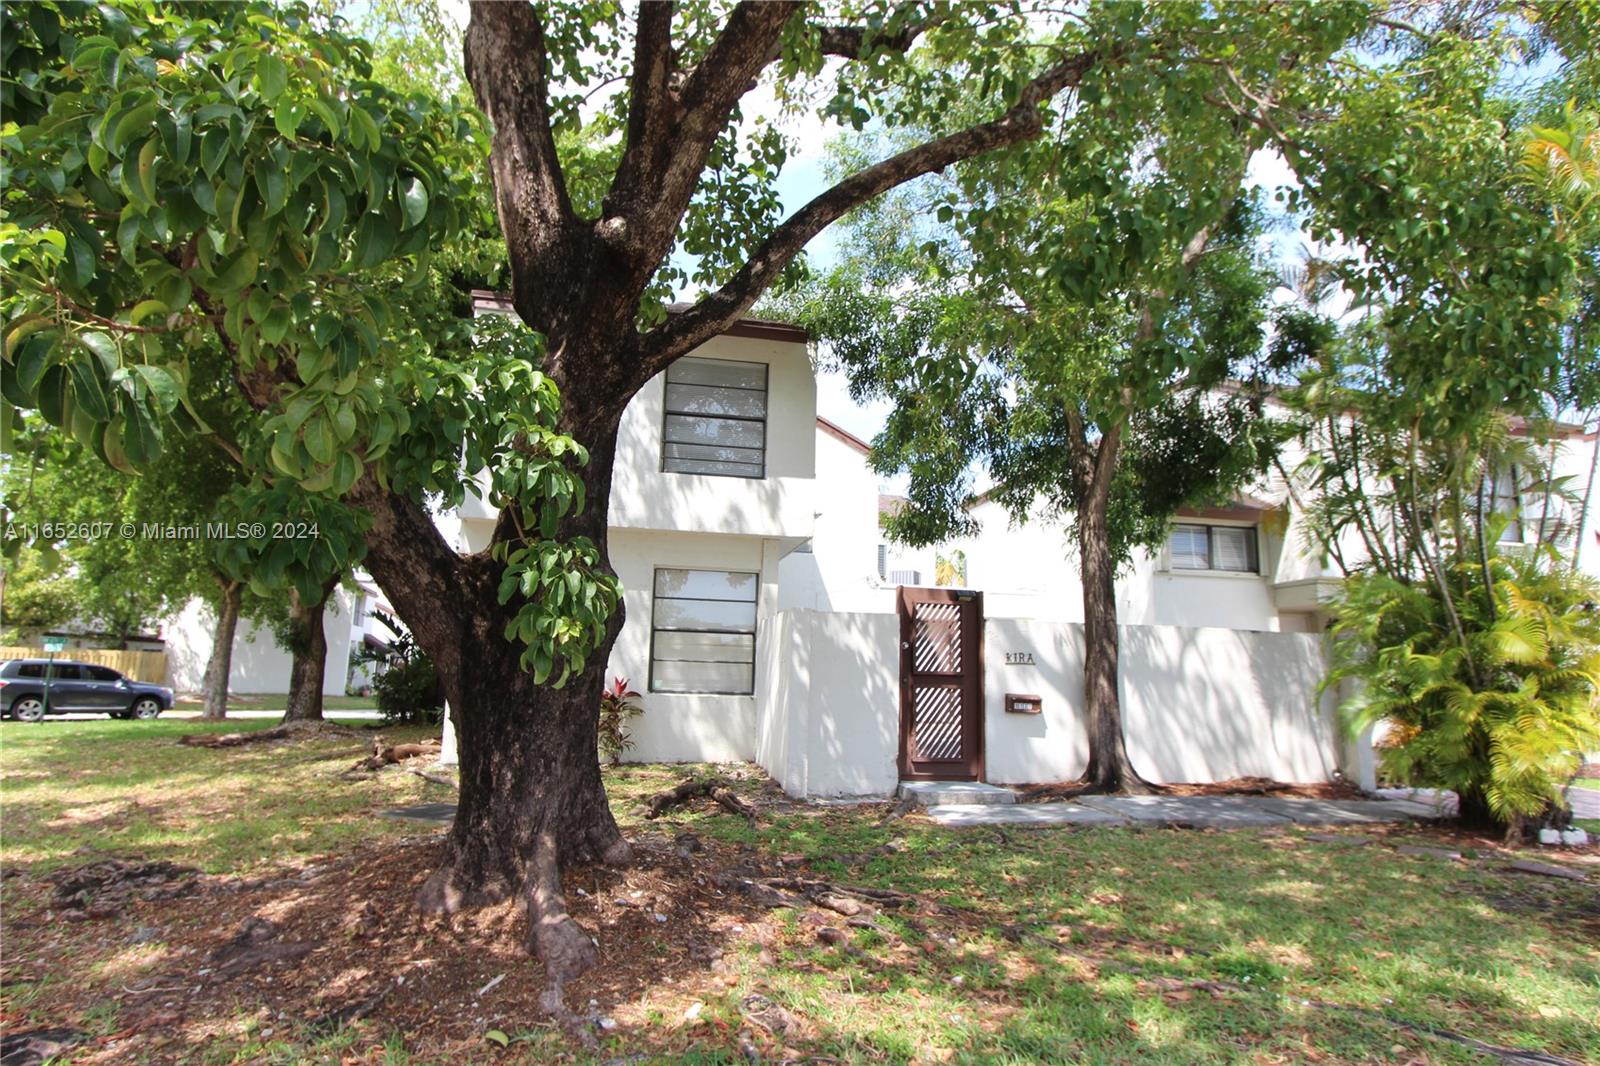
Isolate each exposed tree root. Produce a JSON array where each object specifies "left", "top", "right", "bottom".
[
  {"left": 527, "top": 829, "right": 597, "bottom": 1024},
  {"left": 1309, "top": 1003, "right": 1579, "bottom": 1065},
  {"left": 644, "top": 776, "right": 757, "bottom": 821},
  {"left": 178, "top": 721, "right": 359, "bottom": 748},
  {"left": 351, "top": 736, "right": 443, "bottom": 771}
]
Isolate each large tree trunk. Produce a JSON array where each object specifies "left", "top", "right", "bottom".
[
  {"left": 199, "top": 579, "right": 241, "bottom": 721},
  {"left": 281, "top": 580, "right": 337, "bottom": 723},
  {"left": 350, "top": 421, "right": 631, "bottom": 1000},
  {"left": 1077, "top": 501, "right": 1152, "bottom": 794}
]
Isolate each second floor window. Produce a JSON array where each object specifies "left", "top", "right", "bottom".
[
  {"left": 662, "top": 356, "right": 768, "bottom": 478},
  {"left": 1168, "top": 523, "right": 1259, "bottom": 573}
]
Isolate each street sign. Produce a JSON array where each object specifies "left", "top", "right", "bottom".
[{"left": 41, "top": 635, "right": 67, "bottom": 653}]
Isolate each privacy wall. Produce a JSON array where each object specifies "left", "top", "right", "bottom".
[{"left": 757, "top": 609, "right": 1344, "bottom": 798}]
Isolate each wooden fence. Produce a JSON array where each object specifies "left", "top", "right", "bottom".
[{"left": 0, "top": 647, "right": 168, "bottom": 684}]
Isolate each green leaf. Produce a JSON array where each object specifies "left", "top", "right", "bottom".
[
  {"left": 261, "top": 304, "right": 292, "bottom": 345},
  {"left": 131, "top": 364, "right": 180, "bottom": 414},
  {"left": 129, "top": 299, "right": 168, "bottom": 325},
  {"left": 274, "top": 99, "right": 305, "bottom": 140},
  {"left": 207, "top": 248, "right": 259, "bottom": 294},
  {"left": 304, "top": 415, "right": 334, "bottom": 465},
  {"left": 401, "top": 176, "right": 429, "bottom": 228},
  {"left": 255, "top": 54, "right": 289, "bottom": 101},
  {"left": 68, "top": 358, "right": 113, "bottom": 421},
  {"left": 484, "top": 1030, "right": 510, "bottom": 1048},
  {"left": 108, "top": 101, "right": 159, "bottom": 155}
]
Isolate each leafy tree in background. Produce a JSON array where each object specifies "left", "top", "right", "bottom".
[
  {"left": 1272, "top": 10, "right": 1600, "bottom": 830},
  {"left": 790, "top": 165, "right": 1296, "bottom": 792}
]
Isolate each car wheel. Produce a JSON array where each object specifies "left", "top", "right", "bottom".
[
  {"left": 131, "top": 698, "right": 162, "bottom": 720},
  {"left": 11, "top": 697, "right": 45, "bottom": 723}
]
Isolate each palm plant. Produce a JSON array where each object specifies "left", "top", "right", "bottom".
[{"left": 1329, "top": 540, "right": 1600, "bottom": 830}]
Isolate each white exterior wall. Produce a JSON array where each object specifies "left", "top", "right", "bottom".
[
  {"left": 607, "top": 529, "right": 772, "bottom": 764},
  {"left": 982, "top": 620, "right": 1338, "bottom": 785},
  {"left": 757, "top": 609, "right": 901, "bottom": 798},
  {"left": 958, "top": 502, "right": 1290, "bottom": 631},
  {"left": 778, "top": 427, "right": 938, "bottom": 614},
  {"left": 760, "top": 609, "right": 1343, "bottom": 797},
  {"left": 164, "top": 590, "right": 354, "bottom": 697},
  {"left": 611, "top": 334, "right": 816, "bottom": 540}
]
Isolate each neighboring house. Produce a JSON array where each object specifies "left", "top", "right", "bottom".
[
  {"left": 164, "top": 590, "right": 355, "bottom": 698},
  {"left": 954, "top": 412, "right": 1600, "bottom": 635}
]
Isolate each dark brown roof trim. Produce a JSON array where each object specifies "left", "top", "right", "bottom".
[
  {"left": 469, "top": 291, "right": 809, "bottom": 343},
  {"left": 1175, "top": 498, "right": 1275, "bottom": 523},
  {"left": 817, "top": 415, "right": 871, "bottom": 455}
]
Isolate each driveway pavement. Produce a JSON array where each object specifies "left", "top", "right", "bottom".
[
  {"left": 1568, "top": 786, "right": 1600, "bottom": 820},
  {"left": 925, "top": 793, "right": 1451, "bottom": 829},
  {"left": 13, "top": 709, "right": 382, "bottom": 722}
]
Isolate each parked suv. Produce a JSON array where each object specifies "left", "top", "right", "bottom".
[{"left": 0, "top": 659, "right": 174, "bottom": 722}]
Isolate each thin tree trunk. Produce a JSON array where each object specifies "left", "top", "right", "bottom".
[
  {"left": 281, "top": 579, "right": 338, "bottom": 723},
  {"left": 1573, "top": 412, "right": 1598, "bottom": 572},
  {"left": 200, "top": 579, "right": 241, "bottom": 720},
  {"left": 1077, "top": 504, "right": 1151, "bottom": 793}
]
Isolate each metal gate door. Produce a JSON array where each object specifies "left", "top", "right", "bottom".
[{"left": 897, "top": 587, "right": 983, "bottom": 780}]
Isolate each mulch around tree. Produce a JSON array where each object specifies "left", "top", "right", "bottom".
[{"left": 0, "top": 832, "right": 841, "bottom": 1063}]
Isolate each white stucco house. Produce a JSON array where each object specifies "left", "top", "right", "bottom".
[{"left": 423, "top": 301, "right": 1600, "bottom": 798}]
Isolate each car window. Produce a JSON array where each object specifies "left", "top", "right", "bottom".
[
  {"left": 50, "top": 664, "right": 84, "bottom": 681},
  {"left": 86, "top": 666, "right": 122, "bottom": 682},
  {"left": 17, "top": 663, "right": 46, "bottom": 678}
]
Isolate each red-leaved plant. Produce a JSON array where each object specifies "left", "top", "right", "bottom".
[{"left": 599, "top": 676, "right": 643, "bottom": 766}]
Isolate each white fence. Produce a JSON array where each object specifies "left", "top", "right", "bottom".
[{"left": 757, "top": 609, "right": 1349, "bottom": 799}]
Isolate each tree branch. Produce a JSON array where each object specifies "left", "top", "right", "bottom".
[
  {"left": 344, "top": 474, "right": 468, "bottom": 681},
  {"left": 601, "top": 1, "right": 800, "bottom": 276},
  {"left": 465, "top": 1, "right": 585, "bottom": 332},
  {"left": 639, "top": 47, "right": 1101, "bottom": 382},
  {"left": 813, "top": 6, "right": 947, "bottom": 58}
]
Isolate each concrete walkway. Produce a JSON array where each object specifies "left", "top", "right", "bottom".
[{"left": 927, "top": 794, "right": 1451, "bottom": 829}]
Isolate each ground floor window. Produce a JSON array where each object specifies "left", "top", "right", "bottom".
[
  {"left": 650, "top": 567, "right": 758, "bottom": 694},
  {"left": 1168, "top": 523, "right": 1259, "bottom": 573}
]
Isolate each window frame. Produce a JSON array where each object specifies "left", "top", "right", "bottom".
[
  {"left": 648, "top": 566, "right": 760, "bottom": 696},
  {"left": 1167, "top": 522, "right": 1261, "bottom": 574},
  {"left": 659, "top": 356, "right": 769, "bottom": 480}
]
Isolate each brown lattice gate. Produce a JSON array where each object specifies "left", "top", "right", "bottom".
[{"left": 896, "top": 587, "right": 984, "bottom": 781}]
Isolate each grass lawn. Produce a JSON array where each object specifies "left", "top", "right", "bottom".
[
  {"left": 1572, "top": 777, "right": 1600, "bottom": 791},
  {"left": 2, "top": 721, "right": 1598, "bottom": 1065}
]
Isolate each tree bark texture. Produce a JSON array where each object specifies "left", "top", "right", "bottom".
[
  {"left": 199, "top": 579, "right": 241, "bottom": 720},
  {"left": 281, "top": 581, "right": 337, "bottom": 723}
]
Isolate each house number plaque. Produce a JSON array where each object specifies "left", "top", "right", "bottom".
[{"left": 1004, "top": 651, "right": 1035, "bottom": 665}]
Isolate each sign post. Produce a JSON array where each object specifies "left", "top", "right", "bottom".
[{"left": 40, "top": 635, "right": 66, "bottom": 717}]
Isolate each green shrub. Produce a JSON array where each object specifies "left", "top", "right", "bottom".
[
  {"left": 1329, "top": 543, "right": 1600, "bottom": 829},
  {"left": 355, "top": 612, "right": 443, "bottom": 725}
]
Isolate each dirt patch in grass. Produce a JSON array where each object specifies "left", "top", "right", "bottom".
[{"left": 0, "top": 831, "right": 922, "bottom": 1063}]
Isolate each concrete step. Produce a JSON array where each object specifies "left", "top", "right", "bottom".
[{"left": 899, "top": 781, "right": 1017, "bottom": 806}]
